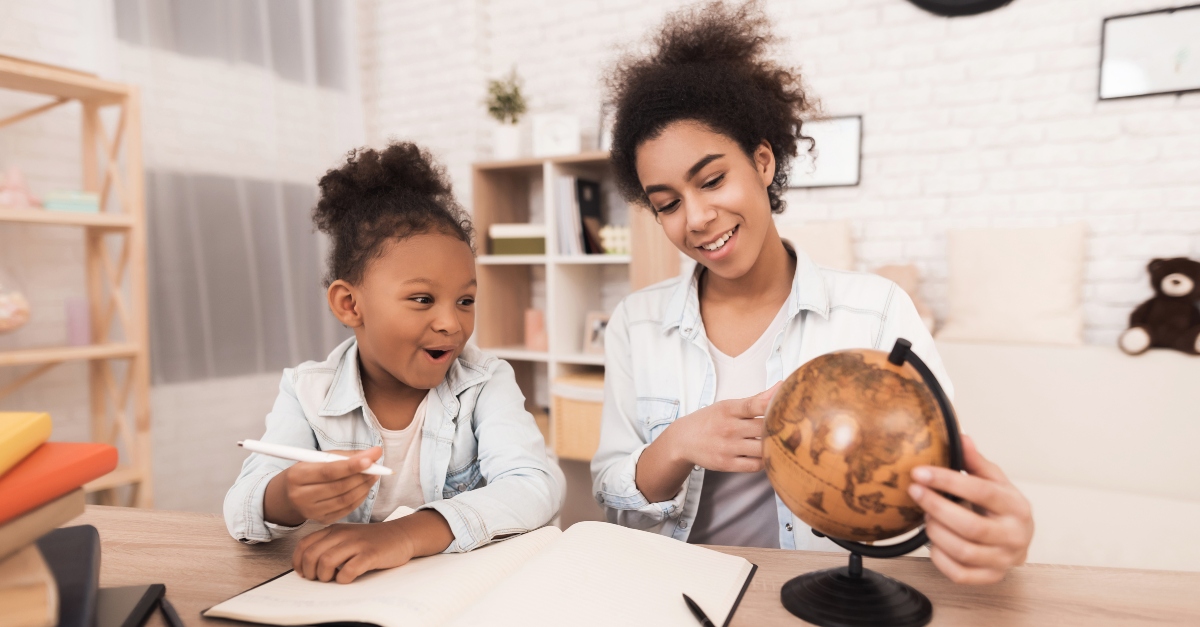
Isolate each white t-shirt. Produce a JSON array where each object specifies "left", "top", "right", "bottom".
[
  {"left": 687, "top": 304, "right": 789, "bottom": 549},
  {"left": 366, "top": 392, "right": 430, "bottom": 522}
]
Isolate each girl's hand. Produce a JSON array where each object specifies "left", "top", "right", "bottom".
[
  {"left": 264, "top": 447, "right": 382, "bottom": 526},
  {"left": 909, "top": 434, "right": 1034, "bottom": 585},
  {"left": 293, "top": 510, "right": 454, "bottom": 583},
  {"left": 665, "top": 383, "right": 779, "bottom": 473}
]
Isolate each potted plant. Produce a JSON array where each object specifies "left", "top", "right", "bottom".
[{"left": 486, "top": 68, "right": 526, "bottom": 159}]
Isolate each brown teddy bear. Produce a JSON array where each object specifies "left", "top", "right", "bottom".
[{"left": 1118, "top": 257, "right": 1200, "bottom": 356}]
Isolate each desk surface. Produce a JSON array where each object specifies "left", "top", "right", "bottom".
[{"left": 72, "top": 506, "right": 1198, "bottom": 626}]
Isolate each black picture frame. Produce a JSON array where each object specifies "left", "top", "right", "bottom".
[
  {"left": 1098, "top": 4, "right": 1200, "bottom": 101},
  {"left": 906, "top": 0, "right": 1015, "bottom": 17}
]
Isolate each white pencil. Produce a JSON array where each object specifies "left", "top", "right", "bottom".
[{"left": 237, "top": 439, "right": 393, "bottom": 476}]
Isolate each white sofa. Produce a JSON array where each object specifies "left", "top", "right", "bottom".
[{"left": 934, "top": 340, "right": 1200, "bottom": 573}]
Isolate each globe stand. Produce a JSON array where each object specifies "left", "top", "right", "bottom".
[
  {"left": 777, "top": 338, "right": 963, "bottom": 627},
  {"left": 780, "top": 550, "right": 932, "bottom": 627}
]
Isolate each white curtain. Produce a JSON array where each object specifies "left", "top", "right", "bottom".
[{"left": 112, "top": 0, "right": 360, "bottom": 384}]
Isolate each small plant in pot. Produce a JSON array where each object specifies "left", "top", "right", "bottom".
[{"left": 486, "top": 68, "right": 527, "bottom": 160}]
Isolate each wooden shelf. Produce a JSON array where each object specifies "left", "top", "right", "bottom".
[
  {"left": 0, "top": 54, "right": 127, "bottom": 104},
  {"left": 556, "top": 353, "right": 606, "bottom": 367},
  {"left": 477, "top": 254, "right": 548, "bottom": 265},
  {"left": 555, "top": 254, "right": 630, "bottom": 265},
  {"left": 0, "top": 54, "right": 152, "bottom": 507},
  {"left": 487, "top": 346, "right": 551, "bottom": 362},
  {"left": 0, "top": 343, "right": 139, "bottom": 367},
  {"left": 0, "top": 206, "right": 134, "bottom": 228}
]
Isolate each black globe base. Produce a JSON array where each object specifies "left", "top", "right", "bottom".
[{"left": 780, "top": 554, "right": 932, "bottom": 627}]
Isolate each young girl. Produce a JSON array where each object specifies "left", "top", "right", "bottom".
[
  {"left": 225, "top": 142, "right": 563, "bottom": 583},
  {"left": 591, "top": 1, "right": 1033, "bottom": 585}
]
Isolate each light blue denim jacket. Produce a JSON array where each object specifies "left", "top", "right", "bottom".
[
  {"left": 224, "top": 338, "right": 564, "bottom": 552},
  {"left": 591, "top": 245, "right": 953, "bottom": 550}
]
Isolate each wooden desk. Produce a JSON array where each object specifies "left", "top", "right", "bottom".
[{"left": 72, "top": 506, "right": 1198, "bottom": 626}]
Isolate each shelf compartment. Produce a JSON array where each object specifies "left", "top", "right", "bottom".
[
  {"left": 555, "top": 352, "right": 605, "bottom": 366},
  {"left": 0, "top": 343, "right": 139, "bottom": 367},
  {"left": 0, "top": 206, "right": 135, "bottom": 229}
]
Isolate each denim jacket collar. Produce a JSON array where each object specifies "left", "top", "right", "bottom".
[
  {"left": 660, "top": 241, "right": 831, "bottom": 337},
  {"left": 318, "top": 338, "right": 491, "bottom": 419}
]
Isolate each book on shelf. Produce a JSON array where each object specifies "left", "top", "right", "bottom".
[
  {"left": 488, "top": 223, "right": 546, "bottom": 255},
  {"left": 205, "top": 506, "right": 756, "bottom": 627},
  {"left": 0, "top": 544, "right": 58, "bottom": 627},
  {"left": 555, "top": 176, "right": 607, "bottom": 256}
]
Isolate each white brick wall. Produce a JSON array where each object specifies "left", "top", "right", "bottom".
[{"left": 363, "top": 0, "right": 1200, "bottom": 345}]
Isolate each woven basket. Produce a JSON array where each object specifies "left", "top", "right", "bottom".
[{"left": 551, "top": 373, "right": 604, "bottom": 461}]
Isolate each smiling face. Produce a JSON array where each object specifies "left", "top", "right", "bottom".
[
  {"left": 635, "top": 121, "right": 777, "bottom": 280},
  {"left": 329, "top": 231, "right": 477, "bottom": 391}
]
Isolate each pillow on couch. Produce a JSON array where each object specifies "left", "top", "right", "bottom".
[{"left": 937, "top": 224, "right": 1086, "bottom": 345}]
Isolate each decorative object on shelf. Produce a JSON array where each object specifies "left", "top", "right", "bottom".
[
  {"left": 486, "top": 67, "right": 527, "bottom": 160},
  {"left": 1100, "top": 5, "right": 1200, "bottom": 100},
  {"left": 65, "top": 297, "right": 90, "bottom": 346},
  {"left": 789, "top": 115, "right": 862, "bottom": 188},
  {"left": 531, "top": 113, "right": 581, "bottom": 157},
  {"left": 524, "top": 308, "right": 548, "bottom": 352},
  {"left": 1118, "top": 257, "right": 1200, "bottom": 356},
  {"left": 873, "top": 264, "right": 935, "bottom": 333},
  {"left": 42, "top": 191, "right": 99, "bottom": 213},
  {"left": 582, "top": 311, "right": 610, "bottom": 355},
  {"left": 906, "top": 0, "right": 1014, "bottom": 17},
  {"left": 597, "top": 103, "right": 614, "bottom": 152},
  {"left": 765, "top": 338, "right": 962, "bottom": 627},
  {"left": 489, "top": 223, "right": 546, "bottom": 255},
  {"left": 0, "top": 167, "right": 40, "bottom": 208},
  {"left": 599, "top": 224, "right": 630, "bottom": 255},
  {"left": 0, "top": 269, "right": 31, "bottom": 334}
]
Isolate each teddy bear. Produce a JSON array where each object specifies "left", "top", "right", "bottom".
[{"left": 1118, "top": 257, "right": 1200, "bottom": 356}]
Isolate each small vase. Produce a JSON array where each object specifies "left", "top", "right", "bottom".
[{"left": 493, "top": 125, "right": 521, "bottom": 160}]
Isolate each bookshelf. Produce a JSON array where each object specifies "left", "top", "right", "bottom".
[
  {"left": 472, "top": 151, "right": 679, "bottom": 461},
  {"left": 0, "top": 55, "right": 152, "bottom": 507}
]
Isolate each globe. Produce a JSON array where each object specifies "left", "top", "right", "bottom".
[{"left": 763, "top": 347, "right": 952, "bottom": 544}]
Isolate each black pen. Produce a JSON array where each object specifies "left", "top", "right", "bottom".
[
  {"left": 159, "top": 596, "right": 184, "bottom": 627},
  {"left": 683, "top": 593, "right": 716, "bottom": 627}
]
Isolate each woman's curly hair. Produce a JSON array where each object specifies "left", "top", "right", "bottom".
[
  {"left": 607, "top": 1, "right": 816, "bottom": 213},
  {"left": 313, "top": 142, "right": 475, "bottom": 287}
]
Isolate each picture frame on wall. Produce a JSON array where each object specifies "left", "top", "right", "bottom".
[
  {"left": 1100, "top": 4, "right": 1200, "bottom": 100},
  {"left": 582, "top": 311, "right": 610, "bottom": 355},
  {"left": 789, "top": 115, "right": 862, "bottom": 188}
]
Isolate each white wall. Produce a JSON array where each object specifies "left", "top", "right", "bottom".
[{"left": 362, "top": 0, "right": 1200, "bottom": 346}]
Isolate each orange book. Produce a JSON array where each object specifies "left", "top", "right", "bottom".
[{"left": 0, "top": 443, "right": 117, "bottom": 525}]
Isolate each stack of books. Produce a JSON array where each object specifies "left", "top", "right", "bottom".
[{"left": 0, "top": 412, "right": 118, "bottom": 627}]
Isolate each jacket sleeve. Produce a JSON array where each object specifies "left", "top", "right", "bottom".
[
  {"left": 877, "top": 283, "right": 955, "bottom": 403},
  {"left": 418, "top": 360, "right": 564, "bottom": 553},
  {"left": 223, "top": 370, "right": 317, "bottom": 543},
  {"left": 590, "top": 301, "right": 689, "bottom": 529}
]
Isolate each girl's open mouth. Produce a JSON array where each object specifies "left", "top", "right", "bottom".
[{"left": 424, "top": 348, "right": 452, "bottom": 362}]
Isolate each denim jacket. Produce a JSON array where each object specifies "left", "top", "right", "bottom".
[
  {"left": 224, "top": 338, "right": 564, "bottom": 552},
  {"left": 590, "top": 245, "right": 953, "bottom": 550}
]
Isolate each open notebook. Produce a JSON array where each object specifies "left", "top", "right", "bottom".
[{"left": 204, "top": 507, "right": 756, "bottom": 627}]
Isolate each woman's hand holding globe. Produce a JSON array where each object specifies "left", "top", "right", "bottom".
[{"left": 909, "top": 434, "right": 1035, "bottom": 585}]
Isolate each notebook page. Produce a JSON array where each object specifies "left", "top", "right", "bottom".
[
  {"left": 204, "top": 524, "right": 562, "bottom": 627},
  {"left": 448, "top": 521, "right": 754, "bottom": 627}
]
